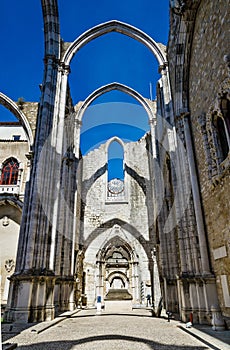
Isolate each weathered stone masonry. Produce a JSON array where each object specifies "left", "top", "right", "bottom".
[{"left": 0, "top": 0, "right": 229, "bottom": 328}]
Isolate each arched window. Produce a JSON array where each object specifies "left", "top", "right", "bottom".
[
  {"left": 108, "top": 140, "right": 124, "bottom": 181},
  {"left": 213, "top": 111, "right": 229, "bottom": 162},
  {"left": 107, "top": 140, "right": 125, "bottom": 198},
  {"left": 0, "top": 158, "right": 19, "bottom": 185},
  {"left": 164, "top": 156, "right": 174, "bottom": 213},
  {"left": 212, "top": 95, "right": 230, "bottom": 162}
]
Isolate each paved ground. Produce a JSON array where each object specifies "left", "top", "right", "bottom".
[{"left": 2, "top": 308, "right": 225, "bottom": 350}]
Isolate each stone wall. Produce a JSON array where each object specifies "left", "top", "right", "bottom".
[
  {"left": 0, "top": 140, "right": 29, "bottom": 303},
  {"left": 166, "top": 0, "right": 230, "bottom": 323},
  {"left": 81, "top": 135, "right": 154, "bottom": 306},
  {"left": 0, "top": 206, "right": 21, "bottom": 303},
  {"left": 17, "top": 102, "right": 38, "bottom": 138},
  {"left": 0, "top": 141, "right": 30, "bottom": 198},
  {"left": 189, "top": 0, "right": 230, "bottom": 316},
  {"left": 188, "top": 0, "right": 230, "bottom": 317},
  {"left": 81, "top": 135, "right": 151, "bottom": 243}
]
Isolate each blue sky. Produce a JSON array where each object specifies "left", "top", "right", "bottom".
[{"left": 0, "top": 1, "right": 169, "bottom": 166}]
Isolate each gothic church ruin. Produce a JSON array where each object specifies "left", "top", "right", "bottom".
[{"left": 0, "top": 0, "right": 229, "bottom": 327}]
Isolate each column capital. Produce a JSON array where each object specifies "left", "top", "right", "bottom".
[
  {"left": 25, "top": 151, "right": 34, "bottom": 167},
  {"left": 25, "top": 151, "right": 34, "bottom": 160},
  {"left": 158, "top": 63, "right": 168, "bottom": 73},
  {"left": 58, "top": 63, "right": 71, "bottom": 75}
]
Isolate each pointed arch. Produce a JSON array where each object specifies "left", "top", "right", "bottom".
[
  {"left": 76, "top": 82, "right": 155, "bottom": 123},
  {"left": 0, "top": 196, "right": 23, "bottom": 226},
  {"left": 107, "top": 271, "right": 128, "bottom": 287},
  {"left": 62, "top": 20, "right": 167, "bottom": 67},
  {"left": 97, "top": 235, "right": 134, "bottom": 261},
  {"left": 0, "top": 92, "right": 33, "bottom": 146},
  {"left": 0, "top": 157, "right": 19, "bottom": 185},
  {"left": 106, "top": 136, "right": 125, "bottom": 151},
  {"left": 84, "top": 218, "right": 151, "bottom": 258},
  {"left": 107, "top": 138, "right": 124, "bottom": 181}
]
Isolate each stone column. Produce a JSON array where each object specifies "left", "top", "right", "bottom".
[
  {"left": 96, "top": 261, "right": 104, "bottom": 304},
  {"left": 159, "top": 64, "right": 174, "bottom": 122},
  {"left": 49, "top": 64, "right": 69, "bottom": 272},
  {"left": 101, "top": 263, "right": 105, "bottom": 305},
  {"left": 5, "top": 59, "right": 72, "bottom": 323},
  {"left": 71, "top": 118, "right": 82, "bottom": 274},
  {"left": 134, "top": 262, "right": 139, "bottom": 304},
  {"left": 182, "top": 113, "right": 210, "bottom": 275},
  {"left": 131, "top": 261, "right": 139, "bottom": 305}
]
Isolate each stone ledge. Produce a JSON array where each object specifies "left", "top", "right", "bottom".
[{"left": 178, "top": 324, "right": 230, "bottom": 350}]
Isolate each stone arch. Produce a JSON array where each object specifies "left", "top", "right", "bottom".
[
  {"left": 106, "top": 136, "right": 125, "bottom": 151},
  {"left": 76, "top": 82, "right": 154, "bottom": 123},
  {"left": 88, "top": 232, "right": 143, "bottom": 305},
  {"left": 106, "top": 137, "right": 125, "bottom": 183},
  {"left": 84, "top": 219, "right": 150, "bottom": 259},
  {"left": 0, "top": 92, "right": 33, "bottom": 146},
  {"left": 62, "top": 20, "right": 167, "bottom": 67},
  {"left": 0, "top": 199, "right": 22, "bottom": 226},
  {"left": 107, "top": 271, "right": 128, "bottom": 288},
  {"left": 0, "top": 197, "right": 23, "bottom": 213},
  {"left": 97, "top": 234, "right": 135, "bottom": 261},
  {"left": 0, "top": 155, "right": 23, "bottom": 168},
  {"left": 1, "top": 155, "right": 19, "bottom": 165}
]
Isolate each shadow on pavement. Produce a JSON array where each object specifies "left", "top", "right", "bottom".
[
  {"left": 15, "top": 334, "right": 209, "bottom": 350},
  {"left": 71, "top": 311, "right": 153, "bottom": 319},
  {"left": 2, "top": 323, "right": 37, "bottom": 343}
]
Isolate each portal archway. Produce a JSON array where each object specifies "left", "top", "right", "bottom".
[{"left": 84, "top": 227, "right": 150, "bottom": 307}]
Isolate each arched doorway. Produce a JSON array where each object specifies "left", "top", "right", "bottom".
[{"left": 84, "top": 222, "right": 151, "bottom": 309}]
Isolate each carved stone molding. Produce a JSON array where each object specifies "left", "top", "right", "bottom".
[
  {"left": 2, "top": 216, "right": 9, "bottom": 226},
  {"left": 5, "top": 259, "right": 15, "bottom": 273}
]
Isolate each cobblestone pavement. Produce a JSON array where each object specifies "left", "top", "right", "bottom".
[{"left": 2, "top": 308, "right": 216, "bottom": 350}]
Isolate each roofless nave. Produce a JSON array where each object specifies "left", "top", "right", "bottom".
[{"left": 0, "top": 0, "right": 229, "bottom": 329}]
